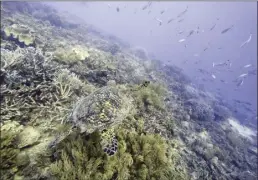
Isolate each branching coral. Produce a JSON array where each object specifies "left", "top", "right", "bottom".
[
  {"left": 49, "top": 127, "right": 187, "bottom": 180},
  {"left": 133, "top": 82, "right": 167, "bottom": 112},
  {"left": 0, "top": 121, "right": 23, "bottom": 179}
]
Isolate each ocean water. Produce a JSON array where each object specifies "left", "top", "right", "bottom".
[{"left": 48, "top": 1, "right": 257, "bottom": 126}]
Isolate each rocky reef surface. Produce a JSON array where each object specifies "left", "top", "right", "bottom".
[{"left": 0, "top": 2, "right": 257, "bottom": 180}]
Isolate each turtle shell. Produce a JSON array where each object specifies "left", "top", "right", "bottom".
[{"left": 70, "top": 86, "right": 133, "bottom": 134}]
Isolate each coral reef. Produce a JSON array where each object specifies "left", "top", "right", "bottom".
[
  {"left": 49, "top": 128, "right": 187, "bottom": 180},
  {"left": 1, "top": 2, "right": 257, "bottom": 180},
  {"left": 2, "top": 24, "right": 35, "bottom": 47}
]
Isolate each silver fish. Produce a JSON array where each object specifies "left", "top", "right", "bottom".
[
  {"left": 213, "top": 60, "right": 231, "bottom": 68},
  {"left": 236, "top": 79, "right": 244, "bottom": 87},
  {"left": 155, "top": 18, "right": 162, "bottom": 26},
  {"left": 244, "top": 64, "right": 252, "bottom": 68},
  {"left": 177, "top": 6, "right": 188, "bottom": 18},
  {"left": 240, "top": 33, "right": 252, "bottom": 48},
  {"left": 178, "top": 38, "right": 186, "bottom": 43},
  {"left": 237, "top": 73, "right": 248, "bottom": 78}
]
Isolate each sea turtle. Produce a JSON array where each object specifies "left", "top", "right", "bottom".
[{"left": 69, "top": 86, "right": 133, "bottom": 134}]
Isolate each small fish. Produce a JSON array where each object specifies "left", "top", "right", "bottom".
[
  {"left": 248, "top": 69, "right": 257, "bottom": 75},
  {"left": 221, "top": 25, "right": 234, "bottom": 34},
  {"left": 187, "top": 30, "right": 194, "bottom": 37},
  {"left": 116, "top": 7, "right": 120, "bottom": 12},
  {"left": 210, "top": 24, "right": 216, "bottom": 31},
  {"left": 178, "top": 30, "right": 184, "bottom": 34},
  {"left": 198, "top": 68, "right": 209, "bottom": 75},
  {"left": 148, "top": 10, "right": 151, "bottom": 14},
  {"left": 178, "top": 38, "right": 186, "bottom": 43},
  {"left": 236, "top": 79, "right": 244, "bottom": 87},
  {"left": 177, "top": 6, "right": 188, "bottom": 18},
  {"left": 243, "top": 64, "right": 252, "bottom": 68},
  {"left": 211, "top": 74, "right": 216, "bottom": 79},
  {"left": 218, "top": 47, "right": 222, "bottom": 50},
  {"left": 193, "top": 53, "right": 199, "bottom": 57},
  {"left": 107, "top": 4, "right": 111, "bottom": 8},
  {"left": 142, "top": 5, "right": 148, "bottom": 10},
  {"left": 178, "top": 19, "right": 184, "bottom": 23},
  {"left": 167, "top": 18, "right": 174, "bottom": 24},
  {"left": 213, "top": 60, "right": 231, "bottom": 68},
  {"left": 160, "top": 10, "right": 165, "bottom": 14},
  {"left": 240, "top": 33, "right": 252, "bottom": 48},
  {"left": 203, "top": 47, "right": 208, "bottom": 52},
  {"left": 220, "top": 79, "right": 227, "bottom": 83},
  {"left": 237, "top": 73, "right": 248, "bottom": 78},
  {"left": 155, "top": 18, "right": 162, "bottom": 26},
  {"left": 182, "top": 59, "right": 189, "bottom": 64}
]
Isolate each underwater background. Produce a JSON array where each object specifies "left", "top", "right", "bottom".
[{"left": 0, "top": 1, "right": 257, "bottom": 180}]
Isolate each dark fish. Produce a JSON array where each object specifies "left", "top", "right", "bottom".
[
  {"left": 196, "top": 26, "right": 200, "bottom": 34},
  {"left": 116, "top": 7, "right": 120, "bottom": 12},
  {"left": 221, "top": 25, "right": 234, "bottom": 34},
  {"left": 178, "top": 19, "right": 184, "bottom": 23},
  {"left": 248, "top": 69, "right": 257, "bottom": 75},
  {"left": 167, "top": 18, "right": 174, "bottom": 24},
  {"left": 218, "top": 47, "right": 222, "bottom": 50},
  {"left": 177, "top": 6, "right": 188, "bottom": 18},
  {"left": 198, "top": 68, "right": 210, "bottom": 75},
  {"left": 236, "top": 79, "right": 244, "bottom": 87},
  {"left": 182, "top": 59, "right": 189, "bottom": 64},
  {"left": 142, "top": 5, "right": 148, "bottom": 10},
  {"left": 210, "top": 24, "right": 216, "bottom": 31},
  {"left": 203, "top": 47, "right": 208, "bottom": 52},
  {"left": 187, "top": 30, "right": 194, "bottom": 37},
  {"left": 160, "top": 10, "right": 165, "bottom": 14}
]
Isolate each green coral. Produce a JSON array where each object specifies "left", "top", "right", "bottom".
[
  {"left": 133, "top": 82, "right": 167, "bottom": 112},
  {"left": 49, "top": 127, "right": 187, "bottom": 180},
  {"left": 3, "top": 24, "right": 35, "bottom": 46},
  {"left": 17, "top": 34, "right": 34, "bottom": 46},
  {"left": 0, "top": 121, "right": 23, "bottom": 179},
  {"left": 53, "top": 45, "right": 90, "bottom": 64}
]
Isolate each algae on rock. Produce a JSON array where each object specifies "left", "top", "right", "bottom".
[{"left": 49, "top": 127, "right": 188, "bottom": 180}]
